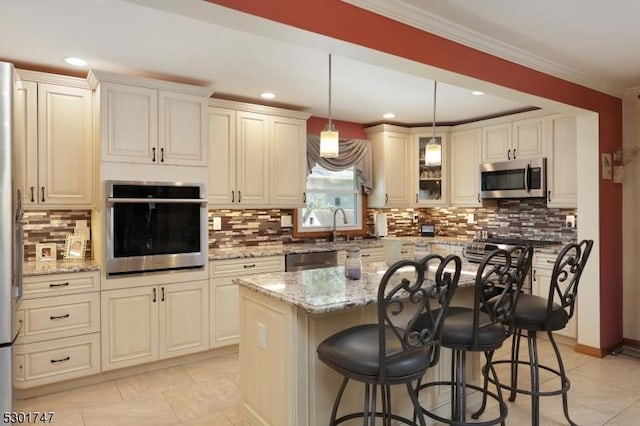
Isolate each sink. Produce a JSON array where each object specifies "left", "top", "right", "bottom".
[{"left": 285, "top": 251, "right": 338, "bottom": 272}]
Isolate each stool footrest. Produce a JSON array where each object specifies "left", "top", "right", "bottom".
[{"left": 485, "top": 359, "right": 571, "bottom": 397}]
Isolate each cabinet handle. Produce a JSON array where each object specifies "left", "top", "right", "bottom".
[
  {"left": 533, "top": 270, "right": 536, "bottom": 281},
  {"left": 161, "top": 287, "right": 165, "bottom": 302},
  {"left": 303, "top": 192, "right": 306, "bottom": 203},
  {"left": 49, "top": 282, "right": 69, "bottom": 288},
  {"left": 385, "top": 193, "right": 389, "bottom": 204},
  {"left": 30, "top": 186, "right": 34, "bottom": 202},
  {"left": 153, "top": 287, "right": 157, "bottom": 303},
  {"left": 478, "top": 193, "right": 481, "bottom": 202},
  {"left": 507, "top": 149, "right": 511, "bottom": 160},
  {"left": 238, "top": 191, "right": 242, "bottom": 203},
  {"left": 547, "top": 190, "right": 551, "bottom": 202},
  {"left": 50, "top": 356, "right": 70, "bottom": 364},
  {"left": 243, "top": 264, "right": 256, "bottom": 268},
  {"left": 546, "top": 259, "right": 555, "bottom": 264},
  {"left": 362, "top": 254, "right": 371, "bottom": 258},
  {"left": 416, "top": 193, "right": 418, "bottom": 203},
  {"left": 50, "top": 314, "right": 70, "bottom": 320},
  {"left": 231, "top": 191, "right": 235, "bottom": 203},
  {"left": 160, "top": 147, "right": 164, "bottom": 163},
  {"left": 152, "top": 147, "right": 156, "bottom": 162},
  {"left": 41, "top": 186, "right": 45, "bottom": 202},
  {"left": 400, "top": 250, "right": 408, "bottom": 254},
  {"left": 513, "top": 148, "right": 517, "bottom": 159}
]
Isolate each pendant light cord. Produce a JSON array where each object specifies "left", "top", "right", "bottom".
[
  {"left": 328, "top": 53, "right": 333, "bottom": 130},
  {"left": 432, "top": 80, "right": 437, "bottom": 140}
]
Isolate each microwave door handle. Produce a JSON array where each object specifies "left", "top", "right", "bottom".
[{"left": 525, "top": 164, "right": 531, "bottom": 192}]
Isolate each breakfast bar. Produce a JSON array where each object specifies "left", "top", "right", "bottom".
[{"left": 234, "top": 261, "right": 480, "bottom": 426}]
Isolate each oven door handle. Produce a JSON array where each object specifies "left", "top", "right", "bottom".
[{"left": 107, "top": 198, "right": 207, "bottom": 205}]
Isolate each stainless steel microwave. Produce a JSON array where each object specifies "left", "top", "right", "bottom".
[{"left": 480, "top": 158, "right": 547, "bottom": 199}]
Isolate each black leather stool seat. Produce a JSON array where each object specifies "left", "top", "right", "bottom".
[
  {"left": 318, "top": 324, "right": 431, "bottom": 379},
  {"left": 440, "top": 307, "right": 506, "bottom": 351},
  {"left": 514, "top": 294, "right": 569, "bottom": 331}
]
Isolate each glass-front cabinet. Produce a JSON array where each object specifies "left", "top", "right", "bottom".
[{"left": 413, "top": 132, "right": 448, "bottom": 206}]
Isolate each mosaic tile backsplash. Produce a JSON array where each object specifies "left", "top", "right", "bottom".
[{"left": 22, "top": 200, "right": 577, "bottom": 260}]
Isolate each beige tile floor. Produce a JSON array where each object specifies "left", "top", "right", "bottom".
[{"left": 12, "top": 339, "right": 640, "bottom": 425}]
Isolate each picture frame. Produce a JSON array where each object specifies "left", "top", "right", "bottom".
[
  {"left": 36, "top": 243, "right": 57, "bottom": 264},
  {"left": 64, "top": 235, "right": 86, "bottom": 261}
]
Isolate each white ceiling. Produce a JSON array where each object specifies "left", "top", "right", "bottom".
[{"left": 0, "top": 0, "right": 634, "bottom": 126}]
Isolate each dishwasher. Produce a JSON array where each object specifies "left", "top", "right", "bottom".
[{"left": 285, "top": 251, "right": 338, "bottom": 271}]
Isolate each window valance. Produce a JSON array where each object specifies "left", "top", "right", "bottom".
[{"left": 306, "top": 135, "right": 373, "bottom": 194}]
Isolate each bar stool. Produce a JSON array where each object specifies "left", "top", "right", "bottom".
[
  {"left": 317, "top": 255, "right": 461, "bottom": 425},
  {"left": 415, "top": 246, "right": 533, "bottom": 426},
  {"left": 481, "top": 240, "right": 593, "bottom": 426}
]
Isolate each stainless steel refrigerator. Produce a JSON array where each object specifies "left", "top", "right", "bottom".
[{"left": 0, "top": 61, "right": 24, "bottom": 413}]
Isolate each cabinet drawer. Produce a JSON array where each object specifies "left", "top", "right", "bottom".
[
  {"left": 23, "top": 271, "right": 100, "bottom": 298},
  {"left": 533, "top": 253, "right": 557, "bottom": 270},
  {"left": 210, "top": 256, "right": 284, "bottom": 278},
  {"left": 13, "top": 333, "right": 100, "bottom": 389},
  {"left": 17, "top": 292, "right": 100, "bottom": 344}
]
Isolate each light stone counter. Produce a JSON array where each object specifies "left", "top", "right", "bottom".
[{"left": 23, "top": 260, "right": 100, "bottom": 277}]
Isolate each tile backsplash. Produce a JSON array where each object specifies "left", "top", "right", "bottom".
[{"left": 23, "top": 210, "right": 92, "bottom": 261}]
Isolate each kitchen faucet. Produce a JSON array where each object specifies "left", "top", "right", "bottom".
[{"left": 332, "top": 208, "right": 347, "bottom": 243}]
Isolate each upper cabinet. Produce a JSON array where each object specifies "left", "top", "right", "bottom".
[
  {"left": 14, "top": 72, "right": 94, "bottom": 208},
  {"left": 88, "top": 70, "right": 212, "bottom": 167},
  {"left": 208, "top": 100, "right": 309, "bottom": 208},
  {"left": 481, "top": 117, "right": 545, "bottom": 162},
  {"left": 366, "top": 125, "right": 413, "bottom": 208},
  {"left": 412, "top": 132, "right": 448, "bottom": 206},
  {"left": 546, "top": 114, "right": 577, "bottom": 207},
  {"left": 450, "top": 128, "right": 482, "bottom": 207}
]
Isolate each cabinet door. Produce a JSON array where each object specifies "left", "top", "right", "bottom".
[
  {"left": 37, "top": 84, "right": 93, "bottom": 206},
  {"left": 14, "top": 80, "right": 38, "bottom": 207},
  {"left": 269, "top": 116, "right": 306, "bottom": 207},
  {"left": 384, "top": 132, "right": 412, "bottom": 206},
  {"left": 450, "top": 129, "right": 482, "bottom": 206},
  {"left": 512, "top": 117, "right": 545, "bottom": 160},
  {"left": 100, "top": 82, "right": 157, "bottom": 164},
  {"left": 210, "top": 277, "right": 240, "bottom": 348},
  {"left": 533, "top": 267, "right": 576, "bottom": 338},
  {"left": 208, "top": 107, "right": 236, "bottom": 205},
  {"left": 101, "top": 287, "right": 158, "bottom": 371},
  {"left": 158, "top": 91, "right": 208, "bottom": 166},
  {"left": 414, "top": 133, "right": 447, "bottom": 206},
  {"left": 158, "top": 280, "right": 209, "bottom": 359},
  {"left": 481, "top": 123, "right": 512, "bottom": 162},
  {"left": 546, "top": 115, "right": 577, "bottom": 207},
  {"left": 236, "top": 111, "right": 270, "bottom": 205}
]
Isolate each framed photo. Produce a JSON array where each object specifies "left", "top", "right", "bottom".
[
  {"left": 36, "top": 243, "right": 57, "bottom": 264},
  {"left": 64, "top": 235, "right": 86, "bottom": 261}
]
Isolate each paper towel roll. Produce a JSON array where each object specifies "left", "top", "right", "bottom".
[{"left": 375, "top": 213, "right": 388, "bottom": 237}]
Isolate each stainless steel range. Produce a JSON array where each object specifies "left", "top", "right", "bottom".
[{"left": 462, "top": 237, "right": 561, "bottom": 293}]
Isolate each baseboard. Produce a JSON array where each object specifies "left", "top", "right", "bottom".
[{"left": 574, "top": 343, "right": 606, "bottom": 358}]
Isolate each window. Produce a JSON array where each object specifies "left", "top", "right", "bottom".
[{"left": 297, "top": 164, "right": 362, "bottom": 233}]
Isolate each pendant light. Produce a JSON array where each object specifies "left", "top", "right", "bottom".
[
  {"left": 320, "top": 53, "right": 339, "bottom": 158},
  {"left": 424, "top": 80, "right": 442, "bottom": 166}
]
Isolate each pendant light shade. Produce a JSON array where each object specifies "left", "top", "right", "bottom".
[
  {"left": 424, "top": 81, "right": 442, "bottom": 166},
  {"left": 320, "top": 54, "right": 339, "bottom": 158}
]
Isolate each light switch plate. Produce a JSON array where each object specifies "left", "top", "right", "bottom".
[
  {"left": 280, "top": 215, "right": 292, "bottom": 228},
  {"left": 212, "top": 217, "right": 222, "bottom": 231}
]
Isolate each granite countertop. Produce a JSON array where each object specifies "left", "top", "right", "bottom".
[
  {"left": 209, "top": 236, "right": 472, "bottom": 260},
  {"left": 233, "top": 260, "right": 478, "bottom": 314},
  {"left": 23, "top": 260, "right": 100, "bottom": 277}
]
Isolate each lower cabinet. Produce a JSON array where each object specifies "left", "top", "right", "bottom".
[
  {"left": 209, "top": 256, "right": 285, "bottom": 348},
  {"left": 532, "top": 253, "right": 576, "bottom": 338},
  {"left": 101, "top": 280, "right": 209, "bottom": 371}
]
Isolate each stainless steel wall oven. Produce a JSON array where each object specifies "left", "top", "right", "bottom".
[{"left": 106, "top": 181, "right": 207, "bottom": 276}]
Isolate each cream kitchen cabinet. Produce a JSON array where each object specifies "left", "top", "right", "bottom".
[
  {"left": 366, "top": 125, "right": 413, "bottom": 208},
  {"left": 14, "top": 76, "right": 93, "bottom": 208},
  {"left": 101, "top": 280, "right": 209, "bottom": 371},
  {"left": 412, "top": 132, "right": 448, "bottom": 206},
  {"left": 89, "top": 70, "right": 212, "bottom": 167},
  {"left": 14, "top": 270, "right": 101, "bottom": 389},
  {"left": 208, "top": 101, "right": 309, "bottom": 207},
  {"left": 532, "top": 252, "right": 576, "bottom": 338},
  {"left": 546, "top": 114, "right": 577, "bottom": 207},
  {"left": 481, "top": 118, "right": 545, "bottom": 162},
  {"left": 450, "top": 128, "right": 482, "bottom": 206},
  {"left": 210, "top": 256, "right": 284, "bottom": 348}
]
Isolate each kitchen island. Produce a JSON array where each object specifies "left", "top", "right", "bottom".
[{"left": 234, "top": 261, "right": 480, "bottom": 426}]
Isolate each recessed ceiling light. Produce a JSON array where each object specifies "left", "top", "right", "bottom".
[
  {"left": 382, "top": 112, "right": 396, "bottom": 119},
  {"left": 62, "top": 57, "right": 88, "bottom": 67},
  {"left": 472, "top": 90, "right": 484, "bottom": 96},
  {"left": 260, "top": 92, "right": 276, "bottom": 99}
]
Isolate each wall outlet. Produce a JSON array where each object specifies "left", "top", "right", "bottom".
[
  {"left": 280, "top": 215, "right": 292, "bottom": 228},
  {"left": 412, "top": 213, "right": 419, "bottom": 223},
  {"left": 565, "top": 215, "right": 576, "bottom": 228},
  {"left": 212, "top": 216, "right": 222, "bottom": 231}
]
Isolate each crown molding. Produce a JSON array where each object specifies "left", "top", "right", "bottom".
[
  {"left": 88, "top": 69, "right": 214, "bottom": 97},
  {"left": 344, "top": 0, "right": 623, "bottom": 98}
]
